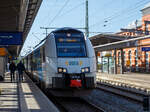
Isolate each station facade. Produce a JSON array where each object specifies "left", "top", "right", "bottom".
[{"left": 97, "top": 3, "right": 150, "bottom": 73}]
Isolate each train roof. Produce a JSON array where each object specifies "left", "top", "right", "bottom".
[
  {"left": 24, "top": 39, "right": 46, "bottom": 58},
  {"left": 52, "top": 27, "right": 83, "bottom": 34},
  {"left": 33, "top": 39, "right": 46, "bottom": 50}
]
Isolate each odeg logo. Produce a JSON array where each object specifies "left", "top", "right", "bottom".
[{"left": 69, "top": 61, "right": 79, "bottom": 65}]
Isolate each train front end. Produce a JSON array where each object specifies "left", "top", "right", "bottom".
[{"left": 52, "top": 28, "right": 96, "bottom": 89}]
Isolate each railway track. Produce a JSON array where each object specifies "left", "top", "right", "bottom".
[
  {"left": 27, "top": 73, "right": 104, "bottom": 112},
  {"left": 96, "top": 81, "right": 150, "bottom": 111},
  {"left": 52, "top": 96, "right": 104, "bottom": 112},
  {"left": 46, "top": 90, "right": 105, "bottom": 112}
]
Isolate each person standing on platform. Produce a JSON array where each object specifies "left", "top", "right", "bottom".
[
  {"left": 9, "top": 61, "right": 16, "bottom": 82},
  {"left": 17, "top": 61, "right": 25, "bottom": 82},
  {"left": 7, "top": 62, "right": 10, "bottom": 72}
]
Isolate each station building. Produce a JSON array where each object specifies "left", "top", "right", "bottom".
[{"left": 95, "top": 3, "right": 150, "bottom": 73}]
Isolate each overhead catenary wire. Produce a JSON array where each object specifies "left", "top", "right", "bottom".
[
  {"left": 92, "top": 13, "right": 140, "bottom": 34},
  {"left": 22, "top": 0, "right": 86, "bottom": 56},
  {"left": 88, "top": 0, "right": 150, "bottom": 36},
  {"left": 90, "top": 0, "right": 150, "bottom": 28},
  {"left": 104, "top": 0, "right": 150, "bottom": 23},
  {"left": 103, "top": 5, "right": 148, "bottom": 31},
  {"left": 32, "top": 32, "right": 41, "bottom": 41},
  {"left": 89, "top": 0, "right": 115, "bottom": 18},
  {"left": 105, "top": 0, "right": 145, "bottom": 19},
  {"left": 43, "top": 1, "right": 85, "bottom": 30},
  {"left": 90, "top": 1, "right": 146, "bottom": 28},
  {"left": 57, "top": 1, "right": 85, "bottom": 19},
  {"left": 107, "top": 10, "right": 141, "bottom": 27},
  {"left": 42, "top": 0, "right": 60, "bottom": 26},
  {"left": 78, "top": 0, "right": 148, "bottom": 35},
  {"left": 41, "top": 1, "right": 87, "bottom": 37},
  {"left": 35, "top": 0, "right": 50, "bottom": 28},
  {"left": 77, "top": 0, "right": 115, "bottom": 26},
  {"left": 96, "top": 12, "right": 140, "bottom": 33},
  {"left": 48, "top": 0, "right": 70, "bottom": 26},
  {"left": 96, "top": 6, "right": 143, "bottom": 29}
]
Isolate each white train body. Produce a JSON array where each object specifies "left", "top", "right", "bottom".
[{"left": 24, "top": 28, "right": 96, "bottom": 89}]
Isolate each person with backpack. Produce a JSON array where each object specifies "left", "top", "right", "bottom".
[
  {"left": 17, "top": 61, "right": 25, "bottom": 82},
  {"left": 9, "top": 61, "right": 16, "bottom": 82}
]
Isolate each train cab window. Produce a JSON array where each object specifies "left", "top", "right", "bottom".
[{"left": 55, "top": 35, "right": 87, "bottom": 57}]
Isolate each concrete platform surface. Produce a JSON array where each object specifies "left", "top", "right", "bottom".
[
  {"left": 97, "top": 72, "right": 150, "bottom": 90},
  {"left": 0, "top": 72, "right": 60, "bottom": 112}
]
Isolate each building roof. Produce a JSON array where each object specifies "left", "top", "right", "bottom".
[
  {"left": 93, "top": 35, "right": 150, "bottom": 51},
  {"left": 124, "top": 19, "right": 142, "bottom": 29},
  {"left": 141, "top": 2, "right": 150, "bottom": 11},
  {"left": 89, "top": 33, "right": 136, "bottom": 46}
]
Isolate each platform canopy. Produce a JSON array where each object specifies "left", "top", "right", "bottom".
[
  {"left": 92, "top": 34, "right": 150, "bottom": 52},
  {"left": 90, "top": 33, "right": 135, "bottom": 45},
  {"left": 89, "top": 33, "right": 139, "bottom": 51},
  {"left": 0, "top": 0, "right": 42, "bottom": 56}
]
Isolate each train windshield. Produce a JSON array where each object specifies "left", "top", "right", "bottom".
[{"left": 55, "top": 34, "right": 87, "bottom": 57}]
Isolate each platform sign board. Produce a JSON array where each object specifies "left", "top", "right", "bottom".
[
  {"left": 142, "top": 47, "right": 150, "bottom": 51},
  {"left": 0, "top": 32, "right": 22, "bottom": 45}
]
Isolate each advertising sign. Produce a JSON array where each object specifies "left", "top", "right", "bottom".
[
  {"left": 0, "top": 32, "right": 22, "bottom": 45},
  {"left": 0, "top": 48, "right": 7, "bottom": 56}
]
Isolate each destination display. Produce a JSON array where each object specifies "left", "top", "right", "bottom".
[
  {"left": 58, "top": 38, "right": 81, "bottom": 43},
  {"left": 0, "top": 32, "right": 23, "bottom": 45}
]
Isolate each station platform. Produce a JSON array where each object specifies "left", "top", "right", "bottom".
[
  {"left": 97, "top": 72, "right": 150, "bottom": 92},
  {"left": 0, "top": 72, "right": 59, "bottom": 112}
]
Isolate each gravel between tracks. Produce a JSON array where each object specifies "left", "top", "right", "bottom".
[{"left": 81, "top": 89, "right": 143, "bottom": 112}]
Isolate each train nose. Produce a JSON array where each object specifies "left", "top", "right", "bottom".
[{"left": 57, "top": 58, "right": 90, "bottom": 73}]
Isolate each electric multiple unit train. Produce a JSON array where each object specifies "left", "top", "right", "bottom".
[{"left": 23, "top": 27, "right": 96, "bottom": 89}]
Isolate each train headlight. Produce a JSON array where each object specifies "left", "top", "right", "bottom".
[
  {"left": 81, "top": 68, "right": 85, "bottom": 73},
  {"left": 58, "top": 68, "right": 67, "bottom": 73},
  {"left": 63, "top": 68, "right": 67, "bottom": 73},
  {"left": 81, "top": 67, "right": 90, "bottom": 73},
  {"left": 58, "top": 68, "right": 63, "bottom": 73},
  {"left": 85, "top": 67, "right": 89, "bottom": 72}
]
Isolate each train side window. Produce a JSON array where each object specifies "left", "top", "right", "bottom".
[{"left": 43, "top": 47, "right": 45, "bottom": 62}]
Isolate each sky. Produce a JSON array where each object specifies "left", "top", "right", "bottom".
[{"left": 20, "top": 0, "right": 150, "bottom": 56}]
